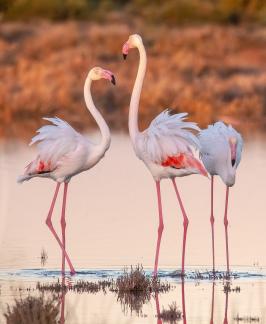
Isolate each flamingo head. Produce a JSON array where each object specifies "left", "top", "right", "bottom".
[
  {"left": 122, "top": 34, "right": 143, "bottom": 60},
  {"left": 89, "top": 67, "right": 116, "bottom": 85},
  {"left": 216, "top": 137, "right": 239, "bottom": 187}
]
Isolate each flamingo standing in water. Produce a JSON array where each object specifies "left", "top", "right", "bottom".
[
  {"left": 199, "top": 122, "right": 243, "bottom": 275},
  {"left": 122, "top": 34, "right": 207, "bottom": 277},
  {"left": 18, "top": 67, "right": 116, "bottom": 275}
]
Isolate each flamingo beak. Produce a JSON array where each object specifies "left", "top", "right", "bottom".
[
  {"left": 111, "top": 74, "right": 116, "bottom": 85},
  {"left": 103, "top": 70, "right": 116, "bottom": 85},
  {"left": 122, "top": 42, "right": 129, "bottom": 60}
]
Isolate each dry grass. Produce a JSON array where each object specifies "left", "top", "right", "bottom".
[
  {"left": 37, "top": 279, "right": 112, "bottom": 294},
  {"left": 112, "top": 265, "right": 171, "bottom": 316},
  {"left": 114, "top": 265, "right": 171, "bottom": 293},
  {"left": 158, "top": 302, "right": 182, "bottom": 323},
  {"left": 1, "top": 21, "right": 266, "bottom": 140},
  {"left": 234, "top": 314, "right": 260, "bottom": 322},
  {"left": 4, "top": 294, "right": 59, "bottom": 324}
]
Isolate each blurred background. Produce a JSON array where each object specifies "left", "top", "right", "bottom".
[{"left": 0, "top": 0, "right": 266, "bottom": 139}]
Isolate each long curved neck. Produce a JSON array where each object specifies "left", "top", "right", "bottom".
[
  {"left": 84, "top": 77, "right": 111, "bottom": 153},
  {"left": 129, "top": 42, "right": 147, "bottom": 142}
]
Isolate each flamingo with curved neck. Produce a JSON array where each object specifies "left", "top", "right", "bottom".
[
  {"left": 18, "top": 66, "right": 115, "bottom": 276},
  {"left": 123, "top": 34, "right": 207, "bottom": 277}
]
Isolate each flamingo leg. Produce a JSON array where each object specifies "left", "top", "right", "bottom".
[
  {"left": 45, "top": 183, "right": 76, "bottom": 275},
  {"left": 61, "top": 183, "right": 68, "bottom": 276},
  {"left": 172, "top": 178, "right": 188, "bottom": 276},
  {"left": 153, "top": 180, "right": 164, "bottom": 278},
  {"left": 210, "top": 176, "right": 215, "bottom": 275},
  {"left": 224, "top": 186, "right": 230, "bottom": 275}
]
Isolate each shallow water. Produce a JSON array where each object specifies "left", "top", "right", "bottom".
[
  {"left": 0, "top": 269, "right": 266, "bottom": 323},
  {"left": 0, "top": 134, "right": 266, "bottom": 323}
]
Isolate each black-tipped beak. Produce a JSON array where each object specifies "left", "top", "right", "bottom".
[
  {"left": 123, "top": 54, "right": 127, "bottom": 60},
  {"left": 111, "top": 75, "right": 116, "bottom": 85}
]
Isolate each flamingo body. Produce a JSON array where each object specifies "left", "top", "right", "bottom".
[
  {"left": 199, "top": 121, "right": 243, "bottom": 186},
  {"left": 122, "top": 34, "right": 207, "bottom": 277},
  {"left": 18, "top": 66, "right": 115, "bottom": 275},
  {"left": 18, "top": 117, "right": 108, "bottom": 183},
  {"left": 198, "top": 121, "right": 243, "bottom": 274},
  {"left": 134, "top": 110, "right": 207, "bottom": 180}
]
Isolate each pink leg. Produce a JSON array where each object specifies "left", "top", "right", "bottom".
[
  {"left": 224, "top": 186, "right": 230, "bottom": 275},
  {"left": 45, "top": 183, "right": 76, "bottom": 275},
  {"left": 172, "top": 178, "right": 189, "bottom": 276},
  {"left": 181, "top": 278, "right": 187, "bottom": 324},
  {"left": 61, "top": 183, "right": 68, "bottom": 276},
  {"left": 210, "top": 176, "right": 215, "bottom": 274},
  {"left": 153, "top": 180, "right": 164, "bottom": 278}
]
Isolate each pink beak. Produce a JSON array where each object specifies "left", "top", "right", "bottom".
[
  {"left": 102, "top": 70, "right": 116, "bottom": 85},
  {"left": 122, "top": 42, "right": 129, "bottom": 60}
]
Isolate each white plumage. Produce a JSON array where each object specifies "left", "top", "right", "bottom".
[
  {"left": 18, "top": 117, "right": 91, "bottom": 183},
  {"left": 136, "top": 110, "right": 200, "bottom": 163},
  {"left": 199, "top": 121, "right": 243, "bottom": 186}
]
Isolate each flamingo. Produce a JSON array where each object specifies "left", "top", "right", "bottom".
[
  {"left": 199, "top": 122, "right": 243, "bottom": 275},
  {"left": 122, "top": 34, "right": 207, "bottom": 277},
  {"left": 18, "top": 66, "right": 116, "bottom": 275}
]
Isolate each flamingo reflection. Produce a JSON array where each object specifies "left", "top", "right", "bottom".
[
  {"left": 59, "top": 273, "right": 67, "bottom": 324},
  {"left": 155, "top": 279, "right": 187, "bottom": 324},
  {"left": 210, "top": 281, "right": 215, "bottom": 324},
  {"left": 223, "top": 282, "right": 229, "bottom": 324}
]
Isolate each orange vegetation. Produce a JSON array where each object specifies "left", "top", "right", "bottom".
[{"left": 0, "top": 21, "right": 266, "bottom": 140}]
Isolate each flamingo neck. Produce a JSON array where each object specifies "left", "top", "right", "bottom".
[
  {"left": 129, "top": 42, "right": 147, "bottom": 143},
  {"left": 84, "top": 77, "right": 111, "bottom": 154}
]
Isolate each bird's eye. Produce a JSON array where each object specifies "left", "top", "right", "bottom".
[{"left": 231, "top": 159, "right": 236, "bottom": 167}]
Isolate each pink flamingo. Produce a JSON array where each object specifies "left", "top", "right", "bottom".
[
  {"left": 199, "top": 122, "right": 243, "bottom": 275},
  {"left": 18, "top": 67, "right": 115, "bottom": 275},
  {"left": 122, "top": 34, "right": 207, "bottom": 277}
]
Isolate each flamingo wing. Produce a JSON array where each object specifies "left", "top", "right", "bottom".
[
  {"left": 22, "top": 117, "right": 83, "bottom": 178},
  {"left": 136, "top": 110, "right": 201, "bottom": 164}
]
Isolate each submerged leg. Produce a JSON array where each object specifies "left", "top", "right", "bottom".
[
  {"left": 210, "top": 176, "right": 215, "bottom": 275},
  {"left": 224, "top": 186, "right": 230, "bottom": 275},
  {"left": 45, "top": 183, "right": 76, "bottom": 275},
  {"left": 172, "top": 178, "right": 189, "bottom": 276},
  {"left": 153, "top": 180, "right": 164, "bottom": 278}
]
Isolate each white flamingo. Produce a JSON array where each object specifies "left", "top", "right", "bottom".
[
  {"left": 199, "top": 121, "right": 243, "bottom": 275},
  {"left": 122, "top": 34, "right": 207, "bottom": 277},
  {"left": 18, "top": 67, "right": 116, "bottom": 275}
]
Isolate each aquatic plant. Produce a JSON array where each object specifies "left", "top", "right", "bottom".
[
  {"left": 4, "top": 294, "right": 59, "bottom": 324},
  {"left": 158, "top": 302, "right": 182, "bottom": 323},
  {"left": 37, "top": 279, "right": 112, "bottom": 294},
  {"left": 112, "top": 265, "right": 171, "bottom": 316},
  {"left": 234, "top": 314, "right": 260, "bottom": 322},
  {"left": 114, "top": 265, "right": 171, "bottom": 293}
]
